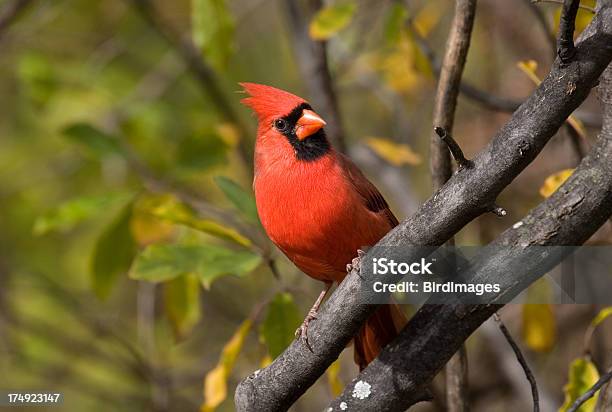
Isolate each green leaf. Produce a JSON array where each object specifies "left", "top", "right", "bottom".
[
  {"left": 383, "top": 3, "right": 407, "bottom": 46},
  {"left": 147, "top": 194, "right": 252, "bottom": 247},
  {"left": 62, "top": 123, "right": 124, "bottom": 157},
  {"left": 309, "top": 3, "right": 357, "bottom": 40},
  {"left": 129, "top": 243, "right": 261, "bottom": 288},
  {"left": 164, "top": 273, "right": 201, "bottom": 340},
  {"left": 91, "top": 202, "right": 138, "bottom": 300},
  {"left": 192, "top": 0, "right": 235, "bottom": 70},
  {"left": 33, "top": 193, "right": 130, "bottom": 235},
  {"left": 559, "top": 357, "right": 600, "bottom": 412},
  {"left": 214, "top": 176, "right": 259, "bottom": 223},
  {"left": 259, "top": 293, "right": 302, "bottom": 358}
]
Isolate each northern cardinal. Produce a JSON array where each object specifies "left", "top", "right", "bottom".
[{"left": 241, "top": 83, "right": 405, "bottom": 370}]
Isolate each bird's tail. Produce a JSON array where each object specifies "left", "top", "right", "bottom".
[{"left": 353, "top": 302, "right": 407, "bottom": 371}]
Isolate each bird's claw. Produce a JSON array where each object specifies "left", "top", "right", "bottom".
[
  {"left": 295, "top": 311, "right": 318, "bottom": 352},
  {"left": 347, "top": 248, "right": 368, "bottom": 274}
]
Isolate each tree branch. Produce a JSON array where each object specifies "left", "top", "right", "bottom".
[
  {"left": 558, "top": 0, "right": 581, "bottom": 63},
  {"left": 434, "top": 127, "right": 472, "bottom": 170},
  {"left": 430, "top": 0, "right": 476, "bottom": 188},
  {"left": 596, "top": 367, "right": 612, "bottom": 411},
  {"left": 429, "top": 1, "right": 477, "bottom": 409},
  {"left": 234, "top": 5, "right": 612, "bottom": 411},
  {"left": 533, "top": 0, "right": 596, "bottom": 14},
  {"left": 283, "top": 0, "right": 346, "bottom": 152},
  {"left": 493, "top": 313, "right": 540, "bottom": 412},
  {"left": 328, "top": 111, "right": 612, "bottom": 411}
]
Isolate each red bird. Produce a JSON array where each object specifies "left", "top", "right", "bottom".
[{"left": 241, "top": 83, "right": 405, "bottom": 370}]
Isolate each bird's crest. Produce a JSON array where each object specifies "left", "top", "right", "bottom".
[{"left": 240, "top": 83, "right": 306, "bottom": 120}]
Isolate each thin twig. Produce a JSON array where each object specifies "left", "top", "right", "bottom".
[
  {"left": 434, "top": 127, "right": 473, "bottom": 170},
  {"left": 568, "top": 368, "right": 612, "bottom": 412},
  {"left": 429, "top": 1, "right": 477, "bottom": 410},
  {"left": 494, "top": 313, "right": 540, "bottom": 412},
  {"left": 557, "top": 0, "right": 580, "bottom": 63},
  {"left": 430, "top": 0, "right": 477, "bottom": 188},
  {"left": 596, "top": 367, "right": 612, "bottom": 412},
  {"left": 532, "top": 0, "right": 596, "bottom": 13}
]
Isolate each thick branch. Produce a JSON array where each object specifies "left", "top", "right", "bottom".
[
  {"left": 283, "top": 0, "right": 346, "bottom": 151},
  {"left": 329, "top": 115, "right": 612, "bottom": 411},
  {"left": 234, "top": 6, "right": 612, "bottom": 411}
]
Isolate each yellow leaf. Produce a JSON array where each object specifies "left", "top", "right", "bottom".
[
  {"left": 522, "top": 279, "right": 556, "bottom": 352},
  {"left": 522, "top": 304, "right": 556, "bottom": 352},
  {"left": 591, "top": 306, "right": 612, "bottom": 328},
  {"left": 327, "top": 359, "right": 343, "bottom": 396},
  {"left": 365, "top": 137, "right": 422, "bottom": 166},
  {"left": 201, "top": 319, "right": 252, "bottom": 412},
  {"left": 540, "top": 169, "right": 575, "bottom": 198},
  {"left": 559, "top": 357, "right": 600, "bottom": 412},
  {"left": 309, "top": 3, "right": 356, "bottom": 40},
  {"left": 202, "top": 366, "right": 226, "bottom": 412}
]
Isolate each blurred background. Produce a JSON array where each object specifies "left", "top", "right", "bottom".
[{"left": 0, "top": 0, "right": 610, "bottom": 411}]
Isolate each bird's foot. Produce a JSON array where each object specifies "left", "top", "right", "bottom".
[
  {"left": 346, "top": 248, "right": 369, "bottom": 274},
  {"left": 295, "top": 308, "right": 318, "bottom": 352}
]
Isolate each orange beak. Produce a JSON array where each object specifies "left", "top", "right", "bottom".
[{"left": 295, "top": 109, "right": 326, "bottom": 140}]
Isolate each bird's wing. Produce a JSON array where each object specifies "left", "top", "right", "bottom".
[{"left": 338, "top": 153, "right": 399, "bottom": 228}]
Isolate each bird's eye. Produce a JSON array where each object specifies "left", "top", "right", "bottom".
[{"left": 274, "top": 118, "right": 288, "bottom": 131}]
